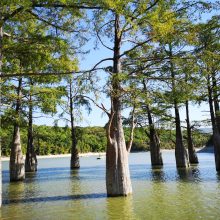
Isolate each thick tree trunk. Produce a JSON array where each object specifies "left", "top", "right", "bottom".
[
  {"left": 147, "top": 105, "right": 163, "bottom": 167},
  {"left": 69, "top": 81, "right": 80, "bottom": 169},
  {"left": 25, "top": 85, "right": 37, "bottom": 172},
  {"left": 0, "top": 25, "right": 3, "bottom": 207},
  {"left": 169, "top": 44, "right": 189, "bottom": 168},
  {"left": 174, "top": 102, "right": 189, "bottom": 168},
  {"left": 10, "top": 125, "right": 25, "bottom": 181},
  {"left": 143, "top": 81, "right": 163, "bottom": 167},
  {"left": 10, "top": 77, "right": 25, "bottom": 181},
  {"left": 106, "top": 99, "right": 132, "bottom": 196},
  {"left": 106, "top": 14, "right": 132, "bottom": 196},
  {"left": 185, "top": 101, "right": 198, "bottom": 164}
]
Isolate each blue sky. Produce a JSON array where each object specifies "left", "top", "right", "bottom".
[
  {"left": 34, "top": 5, "right": 218, "bottom": 128},
  {"left": 34, "top": 38, "right": 212, "bottom": 128}
]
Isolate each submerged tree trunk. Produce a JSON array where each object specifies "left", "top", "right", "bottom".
[
  {"left": 213, "top": 128, "right": 220, "bottom": 171},
  {"left": 169, "top": 44, "right": 189, "bottom": 168},
  {"left": 10, "top": 77, "right": 25, "bottom": 181},
  {"left": 0, "top": 25, "right": 3, "bottom": 207},
  {"left": 147, "top": 105, "right": 163, "bottom": 167},
  {"left": 174, "top": 102, "right": 189, "bottom": 167},
  {"left": 25, "top": 82, "right": 37, "bottom": 172},
  {"left": 211, "top": 72, "right": 220, "bottom": 171},
  {"left": 143, "top": 81, "right": 163, "bottom": 166},
  {"left": 69, "top": 80, "right": 80, "bottom": 169},
  {"left": 185, "top": 100, "right": 198, "bottom": 164},
  {"left": 106, "top": 14, "right": 132, "bottom": 197},
  {"left": 10, "top": 126, "right": 25, "bottom": 181}
]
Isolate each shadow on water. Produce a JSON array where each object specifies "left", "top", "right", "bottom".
[
  {"left": 150, "top": 167, "right": 166, "bottom": 182},
  {"left": 216, "top": 172, "right": 220, "bottom": 182},
  {"left": 3, "top": 193, "right": 107, "bottom": 205},
  {"left": 147, "top": 165, "right": 203, "bottom": 183},
  {"left": 176, "top": 166, "right": 201, "bottom": 182},
  {"left": 3, "top": 166, "right": 105, "bottom": 184}
]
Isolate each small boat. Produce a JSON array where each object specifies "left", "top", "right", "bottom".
[{"left": 97, "top": 153, "right": 103, "bottom": 160}]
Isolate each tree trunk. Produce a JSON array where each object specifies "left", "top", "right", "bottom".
[
  {"left": 143, "top": 81, "right": 163, "bottom": 166},
  {"left": 169, "top": 44, "right": 189, "bottom": 168},
  {"left": 69, "top": 80, "right": 80, "bottom": 169},
  {"left": 207, "top": 75, "right": 215, "bottom": 133},
  {"left": 25, "top": 82, "right": 37, "bottom": 172},
  {"left": 106, "top": 14, "right": 132, "bottom": 196},
  {"left": 147, "top": 105, "right": 163, "bottom": 167},
  {"left": 10, "top": 77, "right": 25, "bottom": 181},
  {"left": 213, "top": 128, "right": 220, "bottom": 171},
  {"left": 174, "top": 102, "right": 189, "bottom": 167},
  {"left": 212, "top": 72, "right": 220, "bottom": 132},
  {"left": 185, "top": 100, "right": 198, "bottom": 164},
  {"left": 211, "top": 72, "right": 220, "bottom": 171},
  {"left": 0, "top": 25, "right": 3, "bottom": 207}
]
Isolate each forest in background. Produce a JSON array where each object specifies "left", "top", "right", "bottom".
[{"left": 1, "top": 124, "right": 210, "bottom": 156}]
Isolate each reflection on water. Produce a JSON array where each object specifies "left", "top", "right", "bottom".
[
  {"left": 107, "top": 196, "right": 137, "bottom": 220},
  {"left": 2, "top": 152, "right": 220, "bottom": 220},
  {"left": 150, "top": 168, "right": 166, "bottom": 182}
]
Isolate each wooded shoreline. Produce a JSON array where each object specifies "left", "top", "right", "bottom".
[{"left": 2, "top": 148, "right": 211, "bottom": 162}]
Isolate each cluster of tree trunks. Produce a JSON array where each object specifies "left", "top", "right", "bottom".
[{"left": 0, "top": 2, "right": 219, "bottom": 210}]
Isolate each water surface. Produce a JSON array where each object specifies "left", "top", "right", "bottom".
[{"left": 1, "top": 152, "right": 220, "bottom": 220}]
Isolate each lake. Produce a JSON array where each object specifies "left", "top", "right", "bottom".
[{"left": 1, "top": 151, "right": 220, "bottom": 220}]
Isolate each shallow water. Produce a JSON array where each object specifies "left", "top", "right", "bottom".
[{"left": 1, "top": 152, "right": 220, "bottom": 220}]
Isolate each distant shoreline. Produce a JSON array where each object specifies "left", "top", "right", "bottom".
[
  {"left": 1, "top": 152, "right": 106, "bottom": 161},
  {"left": 2, "top": 147, "right": 210, "bottom": 162}
]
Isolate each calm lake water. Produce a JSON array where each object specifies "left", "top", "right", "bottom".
[{"left": 1, "top": 151, "right": 220, "bottom": 220}]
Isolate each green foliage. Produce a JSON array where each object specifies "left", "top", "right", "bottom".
[{"left": 1, "top": 124, "right": 211, "bottom": 156}]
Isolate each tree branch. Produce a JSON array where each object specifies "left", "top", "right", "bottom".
[
  {"left": 3, "top": 6, "right": 24, "bottom": 22},
  {"left": 80, "top": 95, "right": 110, "bottom": 117},
  {"left": 27, "top": 10, "right": 82, "bottom": 33},
  {"left": 94, "top": 22, "right": 114, "bottom": 51},
  {"left": 120, "top": 38, "right": 153, "bottom": 58},
  {"left": 126, "top": 105, "right": 137, "bottom": 153}
]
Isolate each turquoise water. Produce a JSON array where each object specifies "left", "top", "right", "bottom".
[{"left": 1, "top": 151, "right": 220, "bottom": 220}]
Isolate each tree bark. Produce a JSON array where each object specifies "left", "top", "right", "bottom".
[
  {"left": 174, "top": 102, "right": 189, "bottom": 167},
  {"left": 147, "top": 104, "right": 163, "bottom": 167},
  {"left": 106, "top": 14, "right": 132, "bottom": 196},
  {"left": 143, "top": 80, "right": 163, "bottom": 166},
  {"left": 212, "top": 71, "right": 220, "bottom": 132},
  {"left": 10, "top": 77, "right": 25, "bottom": 181},
  {"left": 69, "top": 80, "right": 80, "bottom": 169},
  {"left": 25, "top": 80, "right": 37, "bottom": 172},
  {"left": 211, "top": 72, "right": 220, "bottom": 171},
  {"left": 0, "top": 25, "right": 3, "bottom": 207},
  {"left": 126, "top": 105, "right": 136, "bottom": 153},
  {"left": 207, "top": 75, "right": 215, "bottom": 133},
  {"left": 169, "top": 44, "right": 189, "bottom": 168},
  {"left": 185, "top": 100, "right": 198, "bottom": 164}
]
